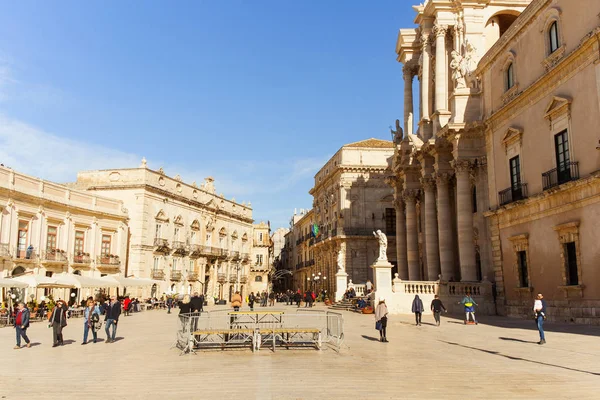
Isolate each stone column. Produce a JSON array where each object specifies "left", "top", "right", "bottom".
[
  {"left": 420, "top": 33, "right": 431, "bottom": 121},
  {"left": 453, "top": 159, "right": 478, "bottom": 281},
  {"left": 403, "top": 190, "right": 420, "bottom": 280},
  {"left": 403, "top": 63, "right": 414, "bottom": 135},
  {"left": 433, "top": 23, "right": 448, "bottom": 112},
  {"left": 421, "top": 176, "right": 440, "bottom": 281},
  {"left": 395, "top": 198, "right": 408, "bottom": 280},
  {"left": 436, "top": 172, "right": 455, "bottom": 280}
]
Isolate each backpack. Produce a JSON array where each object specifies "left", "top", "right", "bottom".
[{"left": 91, "top": 312, "right": 100, "bottom": 323}]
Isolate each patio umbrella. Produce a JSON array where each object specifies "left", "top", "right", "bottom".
[
  {"left": 0, "top": 278, "right": 28, "bottom": 288},
  {"left": 53, "top": 273, "right": 120, "bottom": 289},
  {"left": 11, "top": 275, "right": 75, "bottom": 289}
]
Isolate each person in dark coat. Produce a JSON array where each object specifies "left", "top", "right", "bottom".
[
  {"left": 190, "top": 292, "right": 203, "bottom": 313},
  {"left": 49, "top": 300, "right": 68, "bottom": 347},
  {"left": 178, "top": 295, "right": 192, "bottom": 315},
  {"left": 104, "top": 295, "right": 121, "bottom": 343},
  {"left": 411, "top": 295, "right": 424, "bottom": 326},
  {"left": 430, "top": 295, "right": 447, "bottom": 326},
  {"left": 248, "top": 292, "right": 256, "bottom": 311}
]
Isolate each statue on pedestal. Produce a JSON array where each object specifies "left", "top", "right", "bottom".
[
  {"left": 373, "top": 230, "right": 388, "bottom": 261},
  {"left": 337, "top": 249, "right": 345, "bottom": 273}
]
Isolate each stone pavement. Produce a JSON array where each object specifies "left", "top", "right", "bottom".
[{"left": 1, "top": 304, "right": 599, "bottom": 400}]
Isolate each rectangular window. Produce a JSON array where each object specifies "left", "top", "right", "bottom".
[
  {"left": 174, "top": 227, "right": 180, "bottom": 240},
  {"left": 259, "top": 233, "right": 263, "bottom": 242},
  {"left": 554, "top": 130, "right": 571, "bottom": 184},
  {"left": 46, "top": 226, "right": 57, "bottom": 251},
  {"left": 509, "top": 155, "right": 523, "bottom": 201},
  {"left": 74, "top": 231, "right": 85, "bottom": 254},
  {"left": 153, "top": 257, "right": 159, "bottom": 270},
  {"left": 385, "top": 208, "right": 396, "bottom": 236},
  {"left": 190, "top": 231, "right": 196, "bottom": 243},
  {"left": 190, "top": 260, "right": 194, "bottom": 271},
  {"left": 155, "top": 224, "right": 162, "bottom": 238},
  {"left": 173, "top": 258, "right": 178, "bottom": 271},
  {"left": 517, "top": 250, "right": 529, "bottom": 288},
  {"left": 256, "top": 254, "right": 263, "bottom": 265},
  {"left": 206, "top": 233, "right": 212, "bottom": 246},
  {"left": 565, "top": 242, "right": 578, "bottom": 285},
  {"left": 17, "top": 221, "right": 29, "bottom": 251},
  {"left": 101, "top": 234, "right": 111, "bottom": 256}
]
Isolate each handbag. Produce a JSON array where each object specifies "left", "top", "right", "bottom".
[{"left": 375, "top": 320, "right": 382, "bottom": 331}]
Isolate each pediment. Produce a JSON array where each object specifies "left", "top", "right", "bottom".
[
  {"left": 190, "top": 219, "right": 200, "bottom": 231},
  {"left": 544, "top": 96, "right": 571, "bottom": 120},
  {"left": 219, "top": 227, "right": 227, "bottom": 237},
  {"left": 501, "top": 127, "right": 523, "bottom": 149},
  {"left": 173, "top": 215, "right": 183, "bottom": 226},
  {"left": 155, "top": 210, "right": 169, "bottom": 222}
]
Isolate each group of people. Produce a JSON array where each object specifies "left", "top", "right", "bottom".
[
  {"left": 13, "top": 295, "right": 123, "bottom": 349},
  {"left": 376, "top": 292, "right": 548, "bottom": 345}
]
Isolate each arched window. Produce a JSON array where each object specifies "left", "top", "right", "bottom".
[
  {"left": 255, "top": 276, "right": 262, "bottom": 282},
  {"left": 549, "top": 21, "right": 560, "bottom": 53},
  {"left": 506, "top": 63, "right": 514, "bottom": 90}
]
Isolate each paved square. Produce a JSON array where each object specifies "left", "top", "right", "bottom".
[{"left": 1, "top": 305, "right": 599, "bottom": 399}]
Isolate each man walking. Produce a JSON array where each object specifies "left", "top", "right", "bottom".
[
  {"left": 430, "top": 295, "right": 447, "bottom": 326},
  {"left": 411, "top": 295, "right": 424, "bottom": 326},
  {"left": 14, "top": 302, "right": 31, "bottom": 349},
  {"left": 191, "top": 292, "right": 203, "bottom": 314},
  {"left": 104, "top": 295, "right": 121, "bottom": 343},
  {"left": 49, "top": 300, "right": 68, "bottom": 347},
  {"left": 534, "top": 293, "right": 547, "bottom": 345}
]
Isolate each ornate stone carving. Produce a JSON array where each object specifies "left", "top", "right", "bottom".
[
  {"left": 402, "top": 189, "right": 420, "bottom": 202},
  {"left": 451, "top": 159, "right": 474, "bottom": 174},
  {"left": 420, "top": 176, "right": 436, "bottom": 191},
  {"left": 337, "top": 247, "right": 345, "bottom": 272},
  {"left": 433, "top": 23, "right": 448, "bottom": 38},
  {"left": 390, "top": 119, "right": 403, "bottom": 143},
  {"left": 436, "top": 172, "right": 453, "bottom": 186}
]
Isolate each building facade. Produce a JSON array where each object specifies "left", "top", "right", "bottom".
[
  {"left": 393, "top": 0, "right": 600, "bottom": 323},
  {"left": 0, "top": 166, "right": 129, "bottom": 301},
  {"left": 73, "top": 160, "right": 256, "bottom": 301},
  {"left": 288, "top": 139, "right": 397, "bottom": 296},
  {"left": 250, "top": 221, "right": 272, "bottom": 295}
]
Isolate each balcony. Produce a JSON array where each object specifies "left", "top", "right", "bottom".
[
  {"left": 239, "top": 275, "right": 248, "bottom": 284},
  {"left": 187, "top": 272, "right": 199, "bottom": 282},
  {"left": 542, "top": 161, "right": 579, "bottom": 190},
  {"left": 188, "top": 244, "right": 202, "bottom": 258},
  {"left": 217, "top": 273, "right": 227, "bottom": 283},
  {"left": 96, "top": 254, "right": 121, "bottom": 272},
  {"left": 13, "top": 247, "right": 38, "bottom": 263},
  {"left": 153, "top": 238, "right": 170, "bottom": 253},
  {"left": 219, "top": 249, "right": 229, "bottom": 259},
  {"left": 498, "top": 183, "right": 528, "bottom": 206},
  {"left": 230, "top": 250, "right": 240, "bottom": 260},
  {"left": 201, "top": 246, "right": 222, "bottom": 258},
  {"left": 151, "top": 269, "right": 165, "bottom": 280},
  {"left": 170, "top": 270, "right": 182, "bottom": 281},
  {"left": 171, "top": 241, "right": 188, "bottom": 256},
  {"left": 72, "top": 253, "right": 92, "bottom": 266},
  {"left": 0, "top": 243, "right": 11, "bottom": 260},
  {"left": 241, "top": 253, "right": 250, "bottom": 262},
  {"left": 229, "top": 275, "right": 237, "bottom": 283}
]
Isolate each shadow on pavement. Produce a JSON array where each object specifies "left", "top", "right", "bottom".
[
  {"left": 498, "top": 336, "right": 538, "bottom": 344},
  {"left": 361, "top": 335, "right": 380, "bottom": 342},
  {"left": 440, "top": 340, "right": 600, "bottom": 376}
]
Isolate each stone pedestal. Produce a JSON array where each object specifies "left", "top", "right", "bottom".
[
  {"left": 450, "top": 87, "right": 481, "bottom": 124},
  {"left": 371, "top": 258, "right": 394, "bottom": 301},
  {"left": 335, "top": 271, "right": 348, "bottom": 302}
]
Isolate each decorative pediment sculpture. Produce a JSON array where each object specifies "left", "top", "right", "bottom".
[
  {"left": 155, "top": 209, "right": 169, "bottom": 222},
  {"left": 173, "top": 215, "right": 183, "bottom": 226},
  {"left": 190, "top": 219, "right": 201, "bottom": 231}
]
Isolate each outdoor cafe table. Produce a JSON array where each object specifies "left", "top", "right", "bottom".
[{"left": 228, "top": 311, "right": 285, "bottom": 329}]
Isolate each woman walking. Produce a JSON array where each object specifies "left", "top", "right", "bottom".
[
  {"left": 375, "top": 298, "right": 389, "bottom": 343},
  {"left": 82, "top": 300, "right": 101, "bottom": 345},
  {"left": 411, "top": 295, "right": 424, "bottom": 326}
]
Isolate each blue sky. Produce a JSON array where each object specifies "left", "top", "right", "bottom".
[{"left": 0, "top": 0, "right": 414, "bottom": 229}]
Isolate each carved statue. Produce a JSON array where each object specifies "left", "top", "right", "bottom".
[
  {"left": 450, "top": 50, "right": 468, "bottom": 89},
  {"left": 337, "top": 249, "right": 345, "bottom": 272},
  {"left": 373, "top": 229, "right": 388, "bottom": 261},
  {"left": 390, "top": 119, "right": 403, "bottom": 143}
]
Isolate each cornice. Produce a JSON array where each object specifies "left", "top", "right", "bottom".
[
  {"left": 476, "top": 0, "right": 551, "bottom": 74},
  {"left": 485, "top": 28, "right": 600, "bottom": 130},
  {"left": 86, "top": 184, "right": 254, "bottom": 224}
]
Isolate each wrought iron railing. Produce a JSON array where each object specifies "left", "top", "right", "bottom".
[
  {"left": 151, "top": 270, "right": 165, "bottom": 280},
  {"left": 72, "top": 254, "right": 92, "bottom": 264},
  {"left": 170, "top": 270, "right": 182, "bottom": 281},
  {"left": 189, "top": 244, "right": 202, "bottom": 258},
  {"left": 187, "top": 272, "right": 199, "bottom": 281},
  {"left": 14, "top": 247, "right": 37, "bottom": 260},
  {"left": 96, "top": 255, "right": 120, "bottom": 266},
  {"left": 542, "top": 161, "right": 579, "bottom": 190},
  {"left": 42, "top": 250, "right": 68, "bottom": 263},
  {"left": 0, "top": 243, "right": 11, "bottom": 258},
  {"left": 217, "top": 273, "right": 227, "bottom": 283},
  {"left": 230, "top": 251, "right": 240, "bottom": 260},
  {"left": 153, "top": 238, "right": 170, "bottom": 250},
  {"left": 498, "top": 183, "right": 528, "bottom": 206}
]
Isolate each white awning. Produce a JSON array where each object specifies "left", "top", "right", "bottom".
[
  {"left": 53, "top": 273, "right": 120, "bottom": 289},
  {"left": 100, "top": 276, "right": 161, "bottom": 288},
  {"left": 0, "top": 277, "right": 29, "bottom": 288},
  {"left": 11, "top": 275, "right": 75, "bottom": 289}
]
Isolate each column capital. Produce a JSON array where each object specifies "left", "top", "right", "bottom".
[
  {"left": 402, "top": 60, "right": 419, "bottom": 78},
  {"left": 451, "top": 158, "right": 475, "bottom": 174},
  {"left": 420, "top": 176, "right": 436, "bottom": 191},
  {"left": 436, "top": 172, "right": 454, "bottom": 185},
  {"left": 433, "top": 23, "right": 448, "bottom": 38},
  {"left": 402, "top": 189, "right": 420, "bottom": 202}
]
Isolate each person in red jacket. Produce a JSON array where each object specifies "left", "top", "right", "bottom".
[{"left": 123, "top": 296, "right": 131, "bottom": 316}]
